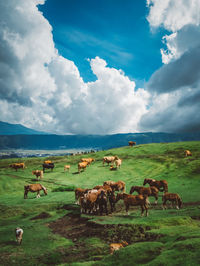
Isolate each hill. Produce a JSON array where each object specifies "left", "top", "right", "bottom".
[
  {"left": 0, "top": 141, "right": 200, "bottom": 265},
  {"left": 0, "top": 121, "right": 48, "bottom": 135},
  {"left": 1, "top": 131, "right": 200, "bottom": 150}
]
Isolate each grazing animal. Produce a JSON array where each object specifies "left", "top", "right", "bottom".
[
  {"left": 102, "top": 156, "right": 118, "bottom": 166},
  {"left": 74, "top": 188, "right": 90, "bottom": 204},
  {"left": 105, "top": 181, "right": 126, "bottom": 193},
  {"left": 81, "top": 158, "right": 95, "bottom": 166},
  {"left": 32, "top": 170, "right": 43, "bottom": 180},
  {"left": 15, "top": 228, "right": 23, "bottom": 245},
  {"left": 114, "top": 158, "right": 122, "bottom": 169},
  {"left": 162, "top": 192, "right": 182, "bottom": 210},
  {"left": 184, "top": 150, "right": 192, "bottom": 157},
  {"left": 128, "top": 141, "right": 136, "bottom": 147},
  {"left": 130, "top": 186, "right": 159, "bottom": 204},
  {"left": 9, "top": 163, "right": 26, "bottom": 171},
  {"left": 64, "top": 165, "right": 70, "bottom": 172},
  {"left": 110, "top": 241, "right": 128, "bottom": 254},
  {"left": 24, "top": 184, "right": 47, "bottom": 199},
  {"left": 116, "top": 193, "right": 149, "bottom": 216},
  {"left": 44, "top": 160, "right": 52, "bottom": 164},
  {"left": 42, "top": 163, "right": 54, "bottom": 172},
  {"left": 96, "top": 190, "right": 108, "bottom": 215},
  {"left": 143, "top": 178, "right": 168, "bottom": 192},
  {"left": 78, "top": 161, "right": 89, "bottom": 173},
  {"left": 108, "top": 191, "right": 116, "bottom": 212}
]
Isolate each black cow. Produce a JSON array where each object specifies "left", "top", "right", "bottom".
[{"left": 42, "top": 163, "right": 54, "bottom": 172}]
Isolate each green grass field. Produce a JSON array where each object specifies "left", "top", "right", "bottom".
[{"left": 0, "top": 141, "right": 200, "bottom": 265}]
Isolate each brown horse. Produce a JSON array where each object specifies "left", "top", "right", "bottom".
[
  {"left": 32, "top": 170, "right": 43, "bottom": 180},
  {"left": 143, "top": 178, "right": 168, "bottom": 192},
  {"left": 162, "top": 192, "right": 182, "bottom": 209},
  {"left": 24, "top": 184, "right": 47, "bottom": 199},
  {"left": 103, "top": 180, "right": 126, "bottom": 193},
  {"left": 129, "top": 186, "right": 159, "bottom": 204},
  {"left": 116, "top": 193, "right": 148, "bottom": 216},
  {"left": 10, "top": 163, "right": 26, "bottom": 171}
]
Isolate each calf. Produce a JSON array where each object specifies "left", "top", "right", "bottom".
[
  {"left": 162, "top": 192, "right": 182, "bottom": 210},
  {"left": 15, "top": 228, "right": 23, "bottom": 245},
  {"left": 110, "top": 241, "right": 128, "bottom": 254}
]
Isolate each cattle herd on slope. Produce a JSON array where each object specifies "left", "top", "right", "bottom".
[{"left": 7, "top": 144, "right": 191, "bottom": 249}]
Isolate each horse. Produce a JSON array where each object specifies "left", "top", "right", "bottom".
[
  {"left": 24, "top": 184, "right": 47, "bottom": 199},
  {"left": 110, "top": 241, "right": 128, "bottom": 254},
  {"left": 116, "top": 193, "right": 149, "bottom": 216},
  {"left": 103, "top": 180, "right": 126, "bottom": 193},
  {"left": 32, "top": 170, "right": 43, "bottom": 180},
  {"left": 162, "top": 192, "right": 182, "bottom": 210},
  {"left": 42, "top": 163, "right": 54, "bottom": 172},
  {"left": 9, "top": 163, "right": 26, "bottom": 171},
  {"left": 129, "top": 186, "right": 159, "bottom": 204},
  {"left": 143, "top": 178, "right": 168, "bottom": 192},
  {"left": 96, "top": 190, "right": 108, "bottom": 215}
]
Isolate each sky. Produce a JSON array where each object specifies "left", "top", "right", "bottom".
[{"left": 0, "top": 0, "right": 200, "bottom": 135}]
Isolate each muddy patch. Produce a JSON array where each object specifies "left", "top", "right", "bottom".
[{"left": 31, "top": 212, "right": 51, "bottom": 220}]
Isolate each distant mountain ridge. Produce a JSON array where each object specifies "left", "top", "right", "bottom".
[
  {"left": 1, "top": 121, "right": 200, "bottom": 150},
  {"left": 0, "top": 121, "right": 48, "bottom": 135}
]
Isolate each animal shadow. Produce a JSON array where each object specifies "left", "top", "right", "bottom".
[{"left": 72, "top": 171, "right": 80, "bottom": 175}]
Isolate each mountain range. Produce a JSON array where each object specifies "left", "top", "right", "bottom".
[{"left": 0, "top": 121, "right": 200, "bottom": 150}]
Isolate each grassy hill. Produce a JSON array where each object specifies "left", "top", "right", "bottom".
[{"left": 0, "top": 141, "right": 200, "bottom": 265}]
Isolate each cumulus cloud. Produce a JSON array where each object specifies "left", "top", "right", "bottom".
[
  {"left": 0, "top": 0, "right": 149, "bottom": 134},
  {"left": 139, "top": 0, "right": 200, "bottom": 133}
]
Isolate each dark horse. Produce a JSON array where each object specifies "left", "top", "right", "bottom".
[
  {"left": 42, "top": 163, "right": 54, "bottom": 172},
  {"left": 143, "top": 178, "right": 168, "bottom": 192}
]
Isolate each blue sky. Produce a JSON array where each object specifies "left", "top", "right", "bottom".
[
  {"left": 0, "top": 0, "right": 200, "bottom": 134},
  {"left": 39, "top": 0, "right": 165, "bottom": 84}
]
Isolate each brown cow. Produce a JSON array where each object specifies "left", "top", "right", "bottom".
[
  {"left": 74, "top": 188, "right": 90, "bottom": 204},
  {"left": 44, "top": 160, "right": 52, "bottom": 164},
  {"left": 102, "top": 156, "right": 118, "bottom": 166},
  {"left": 78, "top": 161, "right": 89, "bottom": 173},
  {"left": 64, "top": 165, "right": 70, "bottom": 172},
  {"left": 110, "top": 241, "right": 128, "bottom": 254},
  {"left": 128, "top": 141, "right": 136, "bottom": 147},
  {"left": 184, "top": 150, "right": 192, "bottom": 157},
  {"left": 24, "top": 184, "right": 47, "bottom": 199},
  {"left": 116, "top": 193, "right": 149, "bottom": 216},
  {"left": 162, "top": 192, "right": 182, "bottom": 210},
  {"left": 32, "top": 170, "right": 43, "bottom": 180},
  {"left": 143, "top": 178, "right": 168, "bottom": 192},
  {"left": 130, "top": 186, "right": 159, "bottom": 204},
  {"left": 81, "top": 158, "right": 95, "bottom": 166},
  {"left": 10, "top": 163, "right": 26, "bottom": 171},
  {"left": 104, "top": 181, "right": 126, "bottom": 193}
]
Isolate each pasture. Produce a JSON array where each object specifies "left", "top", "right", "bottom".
[{"left": 0, "top": 141, "right": 200, "bottom": 265}]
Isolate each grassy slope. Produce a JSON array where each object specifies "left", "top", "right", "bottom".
[{"left": 0, "top": 141, "right": 200, "bottom": 265}]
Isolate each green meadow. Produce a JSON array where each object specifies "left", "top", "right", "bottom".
[{"left": 0, "top": 141, "right": 200, "bottom": 265}]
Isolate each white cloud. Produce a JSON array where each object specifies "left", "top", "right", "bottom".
[{"left": 0, "top": 0, "right": 149, "bottom": 134}]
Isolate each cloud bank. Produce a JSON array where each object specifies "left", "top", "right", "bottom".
[
  {"left": 0, "top": 0, "right": 149, "bottom": 134},
  {"left": 139, "top": 0, "right": 200, "bottom": 133}
]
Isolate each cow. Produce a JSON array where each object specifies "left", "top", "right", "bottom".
[
  {"left": 42, "top": 163, "right": 54, "bottom": 172},
  {"left": 103, "top": 181, "right": 126, "bottom": 193},
  {"left": 110, "top": 241, "right": 128, "bottom": 254},
  {"left": 114, "top": 158, "right": 122, "bottom": 169},
  {"left": 64, "top": 165, "right": 70, "bottom": 172},
  {"left": 74, "top": 188, "right": 90, "bottom": 204},
  {"left": 80, "top": 191, "right": 99, "bottom": 214},
  {"left": 81, "top": 158, "right": 95, "bottom": 166},
  {"left": 44, "top": 160, "right": 52, "bottom": 164},
  {"left": 32, "top": 170, "right": 43, "bottom": 180},
  {"left": 102, "top": 156, "right": 118, "bottom": 166},
  {"left": 129, "top": 186, "right": 159, "bottom": 204},
  {"left": 116, "top": 193, "right": 149, "bottom": 216},
  {"left": 184, "top": 150, "right": 192, "bottom": 157},
  {"left": 24, "top": 184, "right": 47, "bottom": 199},
  {"left": 162, "top": 192, "right": 182, "bottom": 210},
  {"left": 15, "top": 228, "right": 23, "bottom": 245},
  {"left": 78, "top": 161, "right": 89, "bottom": 173},
  {"left": 128, "top": 141, "right": 136, "bottom": 147},
  {"left": 9, "top": 163, "right": 26, "bottom": 171},
  {"left": 96, "top": 190, "right": 108, "bottom": 215},
  {"left": 143, "top": 178, "right": 168, "bottom": 192}
]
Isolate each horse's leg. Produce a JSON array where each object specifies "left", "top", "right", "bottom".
[
  {"left": 154, "top": 194, "right": 158, "bottom": 205},
  {"left": 175, "top": 199, "right": 179, "bottom": 209},
  {"left": 125, "top": 203, "right": 129, "bottom": 215},
  {"left": 145, "top": 204, "right": 148, "bottom": 216},
  {"left": 36, "top": 191, "right": 40, "bottom": 198},
  {"left": 162, "top": 199, "right": 167, "bottom": 210},
  {"left": 141, "top": 205, "right": 144, "bottom": 216}
]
